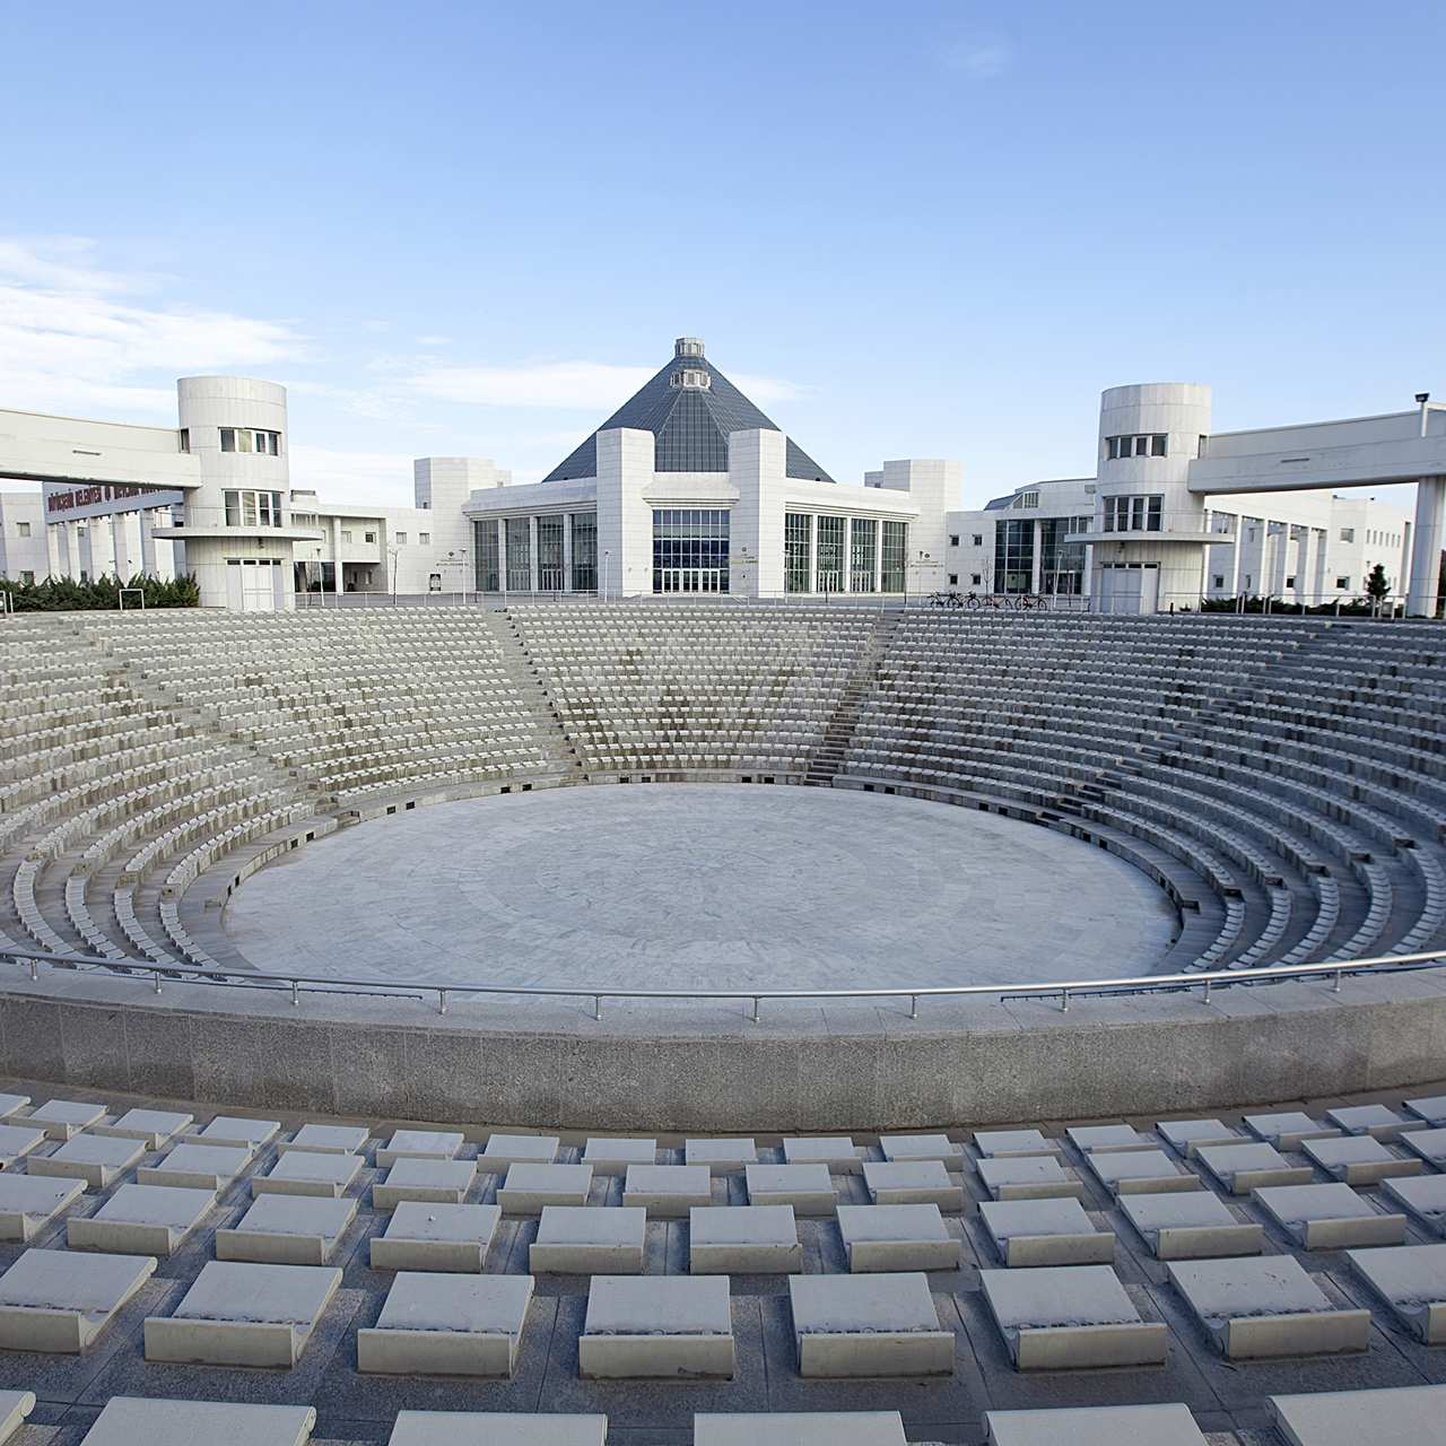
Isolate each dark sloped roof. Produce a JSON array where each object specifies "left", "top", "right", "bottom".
[{"left": 542, "top": 340, "right": 834, "bottom": 483}]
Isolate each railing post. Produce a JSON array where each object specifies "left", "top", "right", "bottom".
[
  {"left": 750, "top": 996, "right": 760, "bottom": 1023},
  {"left": 29, "top": 958, "right": 38, "bottom": 981},
  {"left": 290, "top": 979, "right": 300, "bottom": 1007},
  {"left": 437, "top": 989, "right": 448, "bottom": 1016},
  {"left": 152, "top": 971, "right": 162, "bottom": 995},
  {"left": 592, "top": 995, "right": 602, "bottom": 1021},
  {"left": 1332, "top": 969, "right": 1343, "bottom": 993},
  {"left": 1059, "top": 987, "right": 1070, "bottom": 1013},
  {"left": 1202, "top": 977, "right": 1212, "bottom": 1004},
  {"left": 909, "top": 994, "right": 918, "bottom": 1020}
]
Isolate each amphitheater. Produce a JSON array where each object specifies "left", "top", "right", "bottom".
[{"left": 0, "top": 601, "right": 1445, "bottom": 1442}]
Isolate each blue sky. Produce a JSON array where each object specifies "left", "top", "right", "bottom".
[{"left": 2, "top": 1, "right": 1443, "bottom": 509}]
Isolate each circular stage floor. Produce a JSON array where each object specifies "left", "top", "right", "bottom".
[{"left": 224, "top": 784, "right": 1176, "bottom": 994}]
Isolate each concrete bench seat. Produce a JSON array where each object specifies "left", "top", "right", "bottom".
[
  {"left": 144, "top": 1260, "right": 342, "bottom": 1367},
  {"left": 0, "top": 1122, "right": 47, "bottom": 1168},
  {"left": 531, "top": 1205, "right": 645, "bottom": 1273},
  {"left": 985, "top": 1403, "right": 1211, "bottom": 1445},
  {"left": 980, "top": 1197, "right": 1115, "bottom": 1266},
  {"left": 79, "top": 1397, "right": 316, "bottom": 1446},
  {"left": 92, "top": 1108, "right": 193, "bottom": 1150},
  {"left": 975, "top": 1154, "right": 1083, "bottom": 1202},
  {"left": 580, "top": 1274, "right": 735, "bottom": 1379},
  {"left": 387, "top": 1411, "right": 607, "bottom": 1445},
  {"left": 1196, "top": 1141, "right": 1312, "bottom": 1194},
  {"left": 685, "top": 1138, "right": 758, "bottom": 1174},
  {"left": 374, "top": 1158, "right": 478, "bottom": 1210},
  {"left": 973, "top": 1129, "right": 1059, "bottom": 1158},
  {"left": 0, "top": 1095, "right": 29, "bottom": 1121},
  {"left": 690, "top": 1204, "right": 801, "bottom": 1273},
  {"left": 370, "top": 1202, "right": 501, "bottom": 1272},
  {"left": 1243, "top": 1112, "right": 1341, "bottom": 1151},
  {"left": 693, "top": 1412, "right": 906, "bottom": 1444},
  {"left": 879, "top": 1132, "right": 964, "bottom": 1166},
  {"left": 0, "top": 1392, "right": 32, "bottom": 1444},
  {"left": 1065, "top": 1124, "right": 1155, "bottom": 1153},
  {"left": 1254, "top": 1182, "right": 1406, "bottom": 1249},
  {"left": 1168, "top": 1256, "right": 1370, "bottom": 1359},
  {"left": 1404, "top": 1096, "right": 1446, "bottom": 1127},
  {"left": 26, "top": 1098, "right": 107, "bottom": 1140},
  {"left": 279, "top": 1123, "right": 369, "bottom": 1155},
  {"left": 781, "top": 1135, "right": 862, "bottom": 1172},
  {"left": 68, "top": 1183, "right": 214, "bottom": 1256},
  {"left": 1270, "top": 1384, "right": 1446, "bottom": 1445},
  {"left": 1120, "top": 1190, "right": 1264, "bottom": 1259},
  {"left": 254, "top": 1150, "right": 363, "bottom": 1199},
  {"left": 216, "top": 1195, "right": 357, "bottom": 1264},
  {"left": 1382, "top": 1173, "right": 1446, "bottom": 1236},
  {"left": 1302, "top": 1134, "right": 1421, "bottom": 1185},
  {"left": 1348, "top": 1242, "right": 1446, "bottom": 1343},
  {"left": 1156, "top": 1118, "right": 1244, "bottom": 1157},
  {"left": 478, "top": 1134, "right": 559, "bottom": 1173},
  {"left": 580, "top": 1137, "right": 657, "bottom": 1174},
  {"left": 1326, "top": 1104, "right": 1417, "bottom": 1139},
  {"left": 863, "top": 1159, "right": 965, "bottom": 1208},
  {"left": 0, "top": 1247, "right": 155, "bottom": 1352},
  {"left": 138, "top": 1142, "right": 252, "bottom": 1192},
  {"left": 194, "top": 1116, "right": 281, "bottom": 1150},
  {"left": 1399, "top": 1126, "right": 1446, "bottom": 1169},
  {"left": 0, "top": 1173, "right": 85, "bottom": 1241},
  {"left": 497, "top": 1162, "right": 593, "bottom": 1214},
  {"left": 358, "top": 1272, "right": 534, "bottom": 1377},
  {"left": 376, "top": 1130, "right": 466, "bottom": 1168},
  {"left": 980, "top": 1264, "right": 1167, "bottom": 1370},
  {"left": 1084, "top": 1147, "right": 1201, "bottom": 1196},
  {"left": 623, "top": 1164, "right": 712, "bottom": 1216},
  {"left": 29, "top": 1133, "right": 146, "bottom": 1190},
  {"left": 837, "top": 1203, "right": 961, "bottom": 1272},
  {"left": 789, "top": 1271, "right": 952, "bottom": 1377},
  {"left": 744, "top": 1162, "right": 837, "bottom": 1214}
]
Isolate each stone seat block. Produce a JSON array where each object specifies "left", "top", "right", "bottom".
[
  {"left": 1156, "top": 1118, "right": 1243, "bottom": 1158},
  {"left": 29, "top": 1133, "right": 145, "bottom": 1190},
  {"left": 1085, "top": 1147, "right": 1201, "bottom": 1196},
  {"left": 975, "top": 1154, "right": 1083, "bottom": 1203},
  {"left": 0, "top": 1096, "right": 28, "bottom": 1121},
  {"left": 0, "top": 1392, "right": 31, "bottom": 1444},
  {"left": 1326, "top": 1104, "right": 1417, "bottom": 1140},
  {"left": 1243, "top": 1112, "right": 1340, "bottom": 1152},
  {"left": 194, "top": 1116, "right": 282, "bottom": 1150},
  {"left": 358, "top": 1272, "right": 534, "bottom": 1377},
  {"left": 138, "top": 1143, "right": 252, "bottom": 1192},
  {"left": 144, "top": 1260, "right": 342, "bottom": 1367},
  {"left": 781, "top": 1135, "right": 862, "bottom": 1172},
  {"left": 68, "top": 1183, "right": 214, "bottom": 1256},
  {"left": 863, "top": 1159, "right": 966, "bottom": 1209},
  {"left": 0, "top": 1247, "right": 155, "bottom": 1352},
  {"left": 693, "top": 1412, "right": 906, "bottom": 1445},
  {"left": 1404, "top": 1096, "right": 1446, "bottom": 1128},
  {"left": 973, "top": 1129, "right": 1059, "bottom": 1158},
  {"left": 1196, "top": 1142, "right": 1312, "bottom": 1195},
  {"left": 580, "top": 1137, "right": 657, "bottom": 1174},
  {"left": 376, "top": 1130, "right": 466, "bottom": 1168},
  {"left": 745, "top": 1162, "right": 836, "bottom": 1215},
  {"left": 1065, "top": 1124, "right": 1154, "bottom": 1154},
  {"left": 279, "top": 1123, "right": 369, "bottom": 1156},
  {"left": 216, "top": 1195, "right": 358, "bottom": 1264},
  {"left": 1119, "top": 1191, "right": 1264, "bottom": 1259},
  {"left": 1168, "top": 1256, "right": 1369, "bottom": 1359},
  {"left": 477, "top": 1134, "right": 559, "bottom": 1173},
  {"left": 497, "top": 1162, "right": 593, "bottom": 1214},
  {"left": 684, "top": 1138, "right": 758, "bottom": 1174},
  {"left": 1348, "top": 1242, "right": 1446, "bottom": 1343},
  {"left": 622, "top": 1164, "right": 712, "bottom": 1216},
  {"left": 1382, "top": 1173, "right": 1446, "bottom": 1236},
  {"left": 879, "top": 1133, "right": 964, "bottom": 1166},
  {"left": 254, "top": 1150, "right": 363, "bottom": 1199},
  {"left": 980, "top": 1197, "right": 1114, "bottom": 1267},
  {"left": 374, "top": 1158, "right": 477, "bottom": 1210},
  {"left": 1302, "top": 1134, "right": 1422, "bottom": 1185},
  {"left": 985, "top": 1403, "right": 1211, "bottom": 1445},
  {"left": 1254, "top": 1182, "right": 1406, "bottom": 1249},
  {"left": 789, "top": 1271, "right": 952, "bottom": 1377},
  {"left": 1399, "top": 1126, "right": 1446, "bottom": 1169},
  {"left": 388, "top": 1411, "right": 607, "bottom": 1445},
  {"left": 0, "top": 1173, "right": 85, "bottom": 1242},
  {"left": 0, "top": 1123, "right": 47, "bottom": 1168},
  {"left": 370, "top": 1202, "right": 501, "bottom": 1273},
  {"left": 91, "top": 1108, "right": 194, "bottom": 1151},
  {"left": 981, "top": 1263, "right": 1167, "bottom": 1370},
  {"left": 837, "top": 1203, "right": 961, "bottom": 1273},
  {"left": 531, "top": 1205, "right": 645, "bottom": 1273},
  {"left": 580, "top": 1274, "right": 735, "bottom": 1378},
  {"left": 25, "top": 1098, "right": 107, "bottom": 1140},
  {"left": 79, "top": 1396, "right": 316, "bottom": 1446},
  {"left": 690, "top": 1204, "right": 800, "bottom": 1273},
  {"left": 1269, "top": 1384, "right": 1446, "bottom": 1445}
]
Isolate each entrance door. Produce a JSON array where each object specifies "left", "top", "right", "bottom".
[
  {"left": 240, "top": 560, "right": 278, "bottom": 611},
  {"left": 655, "top": 568, "right": 728, "bottom": 594}
]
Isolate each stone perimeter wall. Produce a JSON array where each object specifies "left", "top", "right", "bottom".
[{"left": 0, "top": 969, "right": 1440, "bottom": 1130}]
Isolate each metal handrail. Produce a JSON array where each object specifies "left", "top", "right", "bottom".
[{"left": 2, "top": 944, "right": 1442, "bottom": 1023}]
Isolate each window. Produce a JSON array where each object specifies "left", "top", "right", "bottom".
[
  {"left": 949, "top": 534, "right": 960, "bottom": 547},
  {"left": 474, "top": 520, "right": 500, "bottom": 592},
  {"left": 849, "top": 517, "right": 877, "bottom": 592},
  {"left": 1040, "top": 517, "right": 1085, "bottom": 595},
  {"left": 223, "top": 490, "right": 284, "bottom": 528},
  {"left": 364, "top": 531, "right": 376, "bottom": 544},
  {"left": 970, "top": 573, "right": 982, "bottom": 586},
  {"left": 16, "top": 522, "right": 30, "bottom": 537},
  {"left": 220, "top": 427, "right": 234, "bottom": 452},
  {"left": 1286, "top": 575, "right": 1297, "bottom": 588},
  {"left": 1105, "top": 434, "right": 1167, "bottom": 460},
  {"left": 570, "top": 512, "right": 597, "bottom": 592},
  {"left": 341, "top": 530, "right": 352, "bottom": 544},
  {"left": 1014, "top": 491, "right": 1039, "bottom": 509},
  {"left": 178, "top": 429, "right": 189, "bottom": 453},
  {"left": 784, "top": 512, "right": 811, "bottom": 594},
  {"left": 972, "top": 533, "right": 983, "bottom": 546},
  {"left": 1336, "top": 576, "right": 1350, "bottom": 589},
  {"left": 1102, "top": 494, "right": 1163, "bottom": 532},
  {"left": 19, "top": 571, "right": 34, "bottom": 585},
  {"left": 652, "top": 508, "right": 730, "bottom": 593},
  {"left": 948, "top": 574, "right": 959, "bottom": 586},
  {"left": 881, "top": 519, "right": 907, "bottom": 593},
  {"left": 815, "top": 516, "right": 844, "bottom": 593},
  {"left": 219, "top": 428, "right": 281, "bottom": 455},
  {"left": 395, "top": 531, "right": 407, "bottom": 545},
  {"left": 1339, "top": 528, "right": 1355, "bottom": 543},
  {"left": 506, "top": 517, "right": 532, "bottom": 592},
  {"left": 418, "top": 532, "right": 430, "bottom": 545},
  {"left": 993, "top": 518, "right": 1034, "bottom": 594},
  {"left": 537, "top": 516, "right": 565, "bottom": 591},
  {"left": 1213, "top": 575, "right": 1226, "bottom": 589}
]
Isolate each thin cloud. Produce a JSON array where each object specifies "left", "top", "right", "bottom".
[
  {"left": 286, "top": 444, "right": 418, "bottom": 508},
  {"left": 940, "top": 36, "right": 1012, "bottom": 79}
]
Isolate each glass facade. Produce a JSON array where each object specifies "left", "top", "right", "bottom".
[
  {"left": 652, "top": 508, "right": 730, "bottom": 592},
  {"left": 784, "top": 512, "right": 811, "bottom": 593},
  {"left": 994, "top": 518, "right": 1035, "bottom": 593},
  {"left": 816, "top": 515, "right": 845, "bottom": 593},
  {"left": 505, "top": 516, "right": 532, "bottom": 592},
  {"left": 537, "top": 515, "right": 565, "bottom": 591},
  {"left": 1040, "top": 516, "right": 1088, "bottom": 595},
  {"left": 850, "top": 517, "right": 877, "bottom": 592},
  {"left": 474, "top": 519, "right": 500, "bottom": 591},
  {"left": 881, "top": 520, "right": 907, "bottom": 593},
  {"left": 570, "top": 512, "right": 597, "bottom": 592}
]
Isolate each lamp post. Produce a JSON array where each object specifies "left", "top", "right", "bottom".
[{"left": 387, "top": 545, "right": 399, "bottom": 607}]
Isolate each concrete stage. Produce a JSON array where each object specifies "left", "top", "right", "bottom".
[{"left": 223, "top": 784, "right": 1177, "bottom": 995}]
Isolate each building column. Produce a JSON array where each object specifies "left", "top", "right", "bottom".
[
  {"left": 806, "top": 514, "right": 816, "bottom": 594},
  {"left": 872, "top": 524, "right": 883, "bottom": 593},
  {"left": 46, "top": 521, "right": 63, "bottom": 579},
  {"left": 1408, "top": 476, "right": 1446, "bottom": 616},
  {"left": 562, "top": 514, "right": 574, "bottom": 594},
  {"left": 140, "top": 510, "right": 158, "bottom": 577},
  {"left": 527, "top": 516, "right": 539, "bottom": 593},
  {"left": 497, "top": 519, "right": 509, "bottom": 596},
  {"left": 843, "top": 517, "right": 853, "bottom": 593},
  {"left": 1030, "top": 520, "right": 1043, "bottom": 594}
]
